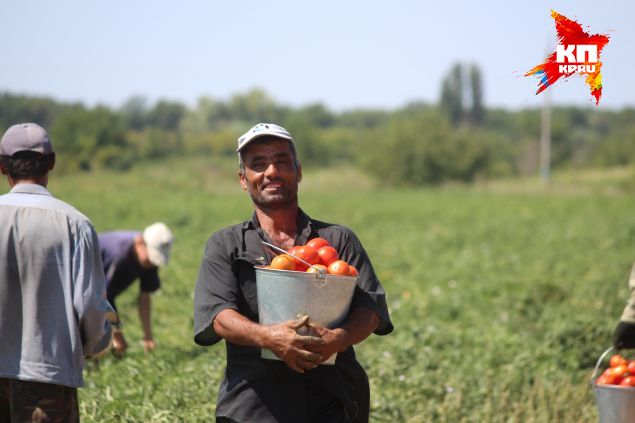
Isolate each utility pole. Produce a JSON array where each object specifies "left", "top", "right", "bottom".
[
  {"left": 539, "top": 88, "right": 551, "bottom": 184},
  {"left": 540, "top": 34, "right": 552, "bottom": 184}
]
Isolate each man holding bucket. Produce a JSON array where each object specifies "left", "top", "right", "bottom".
[{"left": 194, "top": 123, "right": 393, "bottom": 422}]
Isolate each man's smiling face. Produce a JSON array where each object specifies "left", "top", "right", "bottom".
[{"left": 239, "top": 137, "right": 302, "bottom": 210}]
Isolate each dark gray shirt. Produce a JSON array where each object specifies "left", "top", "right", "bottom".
[{"left": 194, "top": 210, "right": 393, "bottom": 422}]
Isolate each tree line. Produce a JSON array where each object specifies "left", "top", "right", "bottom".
[{"left": 1, "top": 82, "right": 633, "bottom": 184}]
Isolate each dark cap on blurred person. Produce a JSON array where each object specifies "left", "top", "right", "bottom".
[{"left": 0, "top": 123, "right": 53, "bottom": 156}]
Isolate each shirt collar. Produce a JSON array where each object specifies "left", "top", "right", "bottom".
[
  {"left": 296, "top": 209, "right": 313, "bottom": 244},
  {"left": 245, "top": 208, "right": 314, "bottom": 244},
  {"left": 9, "top": 183, "right": 52, "bottom": 197}
]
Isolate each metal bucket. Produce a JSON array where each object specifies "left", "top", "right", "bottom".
[
  {"left": 592, "top": 347, "right": 635, "bottom": 423},
  {"left": 255, "top": 266, "right": 357, "bottom": 365}
]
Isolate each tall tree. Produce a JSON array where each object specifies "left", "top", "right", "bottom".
[
  {"left": 439, "top": 62, "right": 485, "bottom": 126},
  {"left": 228, "top": 88, "right": 282, "bottom": 123},
  {"left": 148, "top": 100, "right": 186, "bottom": 131},
  {"left": 440, "top": 63, "right": 464, "bottom": 126},
  {"left": 51, "top": 107, "right": 130, "bottom": 170},
  {"left": 120, "top": 96, "right": 149, "bottom": 130},
  {"left": 469, "top": 64, "right": 485, "bottom": 125}
]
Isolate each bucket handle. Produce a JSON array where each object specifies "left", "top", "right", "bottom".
[
  {"left": 592, "top": 346, "right": 614, "bottom": 382},
  {"left": 261, "top": 241, "right": 326, "bottom": 274}
]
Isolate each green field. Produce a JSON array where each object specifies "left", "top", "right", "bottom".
[{"left": 4, "top": 158, "right": 634, "bottom": 422}]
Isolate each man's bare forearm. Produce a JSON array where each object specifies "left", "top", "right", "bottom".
[
  {"left": 329, "top": 308, "right": 380, "bottom": 352},
  {"left": 298, "top": 307, "right": 380, "bottom": 364},
  {"left": 213, "top": 307, "right": 379, "bottom": 351},
  {"left": 213, "top": 308, "right": 270, "bottom": 348},
  {"left": 138, "top": 292, "right": 152, "bottom": 340}
]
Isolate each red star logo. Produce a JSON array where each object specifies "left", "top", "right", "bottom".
[{"left": 526, "top": 10, "right": 610, "bottom": 105}]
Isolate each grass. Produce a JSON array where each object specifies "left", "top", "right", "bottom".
[
  {"left": 2, "top": 157, "right": 635, "bottom": 421},
  {"left": 473, "top": 165, "right": 635, "bottom": 196}
]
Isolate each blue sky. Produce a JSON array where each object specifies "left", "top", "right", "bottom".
[{"left": 1, "top": 1, "right": 632, "bottom": 111}]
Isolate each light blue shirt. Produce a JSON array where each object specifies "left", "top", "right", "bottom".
[{"left": 0, "top": 183, "right": 112, "bottom": 387}]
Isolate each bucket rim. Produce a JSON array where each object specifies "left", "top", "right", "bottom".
[
  {"left": 254, "top": 265, "right": 358, "bottom": 281},
  {"left": 594, "top": 382, "right": 635, "bottom": 391}
]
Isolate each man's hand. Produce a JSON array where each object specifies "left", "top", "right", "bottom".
[
  {"left": 303, "top": 322, "right": 347, "bottom": 364},
  {"left": 304, "top": 308, "right": 380, "bottom": 364},
  {"left": 264, "top": 315, "right": 325, "bottom": 373},
  {"left": 138, "top": 292, "right": 154, "bottom": 352},
  {"left": 140, "top": 338, "right": 156, "bottom": 352},
  {"left": 212, "top": 309, "right": 330, "bottom": 373},
  {"left": 112, "top": 331, "right": 128, "bottom": 357}
]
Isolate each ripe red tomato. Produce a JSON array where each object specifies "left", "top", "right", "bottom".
[
  {"left": 621, "top": 376, "right": 635, "bottom": 387},
  {"left": 611, "top": 354, "right": 628, "bottom": 368},
  {"left": 347, "top": 265, "right": 358, "bottom": 277},
  {"left": 328, "top": 260, "right": 350, "bottom": 276},
  {"left": 627, "top": 360, "right": 635, "bottom": 375},
  {"left": 294, "top": 246, "right": 320, "bottom": 266},
  {"left": 600, "top": 368, "right": 618, "bottom": 385},
  {"left": 270, "top": 254, "right": 296, "bottom": 271},
  {"left": 307, "top": 237, "right": 330, "bottom": 250},
  {"left": 317, "top": 246, "right": 339, "bottom": 266},
  {"left": 597, "top": 375, "right": 610, "bottom": 385},
  {"left": 306, "top": 264, "right": 328, "bottom": 274},
  {"left": 612, "top": 365, "right": 629, "bottom": 385},
  {"left": 599, "top": 369, "right": 617, "bottom": 385},
  {"left": 288, "top": 246, "right": 309, "bottom": 271}
]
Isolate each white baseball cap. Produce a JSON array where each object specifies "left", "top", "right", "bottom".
[
  {"left": 236, "top": 123, "right": 293, "bottom": 152},
  {"left": 143, "top": 222, "right": 174, "bottom": 267}
]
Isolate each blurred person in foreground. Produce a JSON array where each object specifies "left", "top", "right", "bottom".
[
  {"left": 99, "top": 222, "right": 173, "bottom": 355},
  {"left": 613, "top": 265, "right": 635, "bottom": 349},
  {"left": 194, "top": 123, "right": 393, "bottom": 422},
  {"left": 0, "top": 123, "right": 112, "bottom": 422}
]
